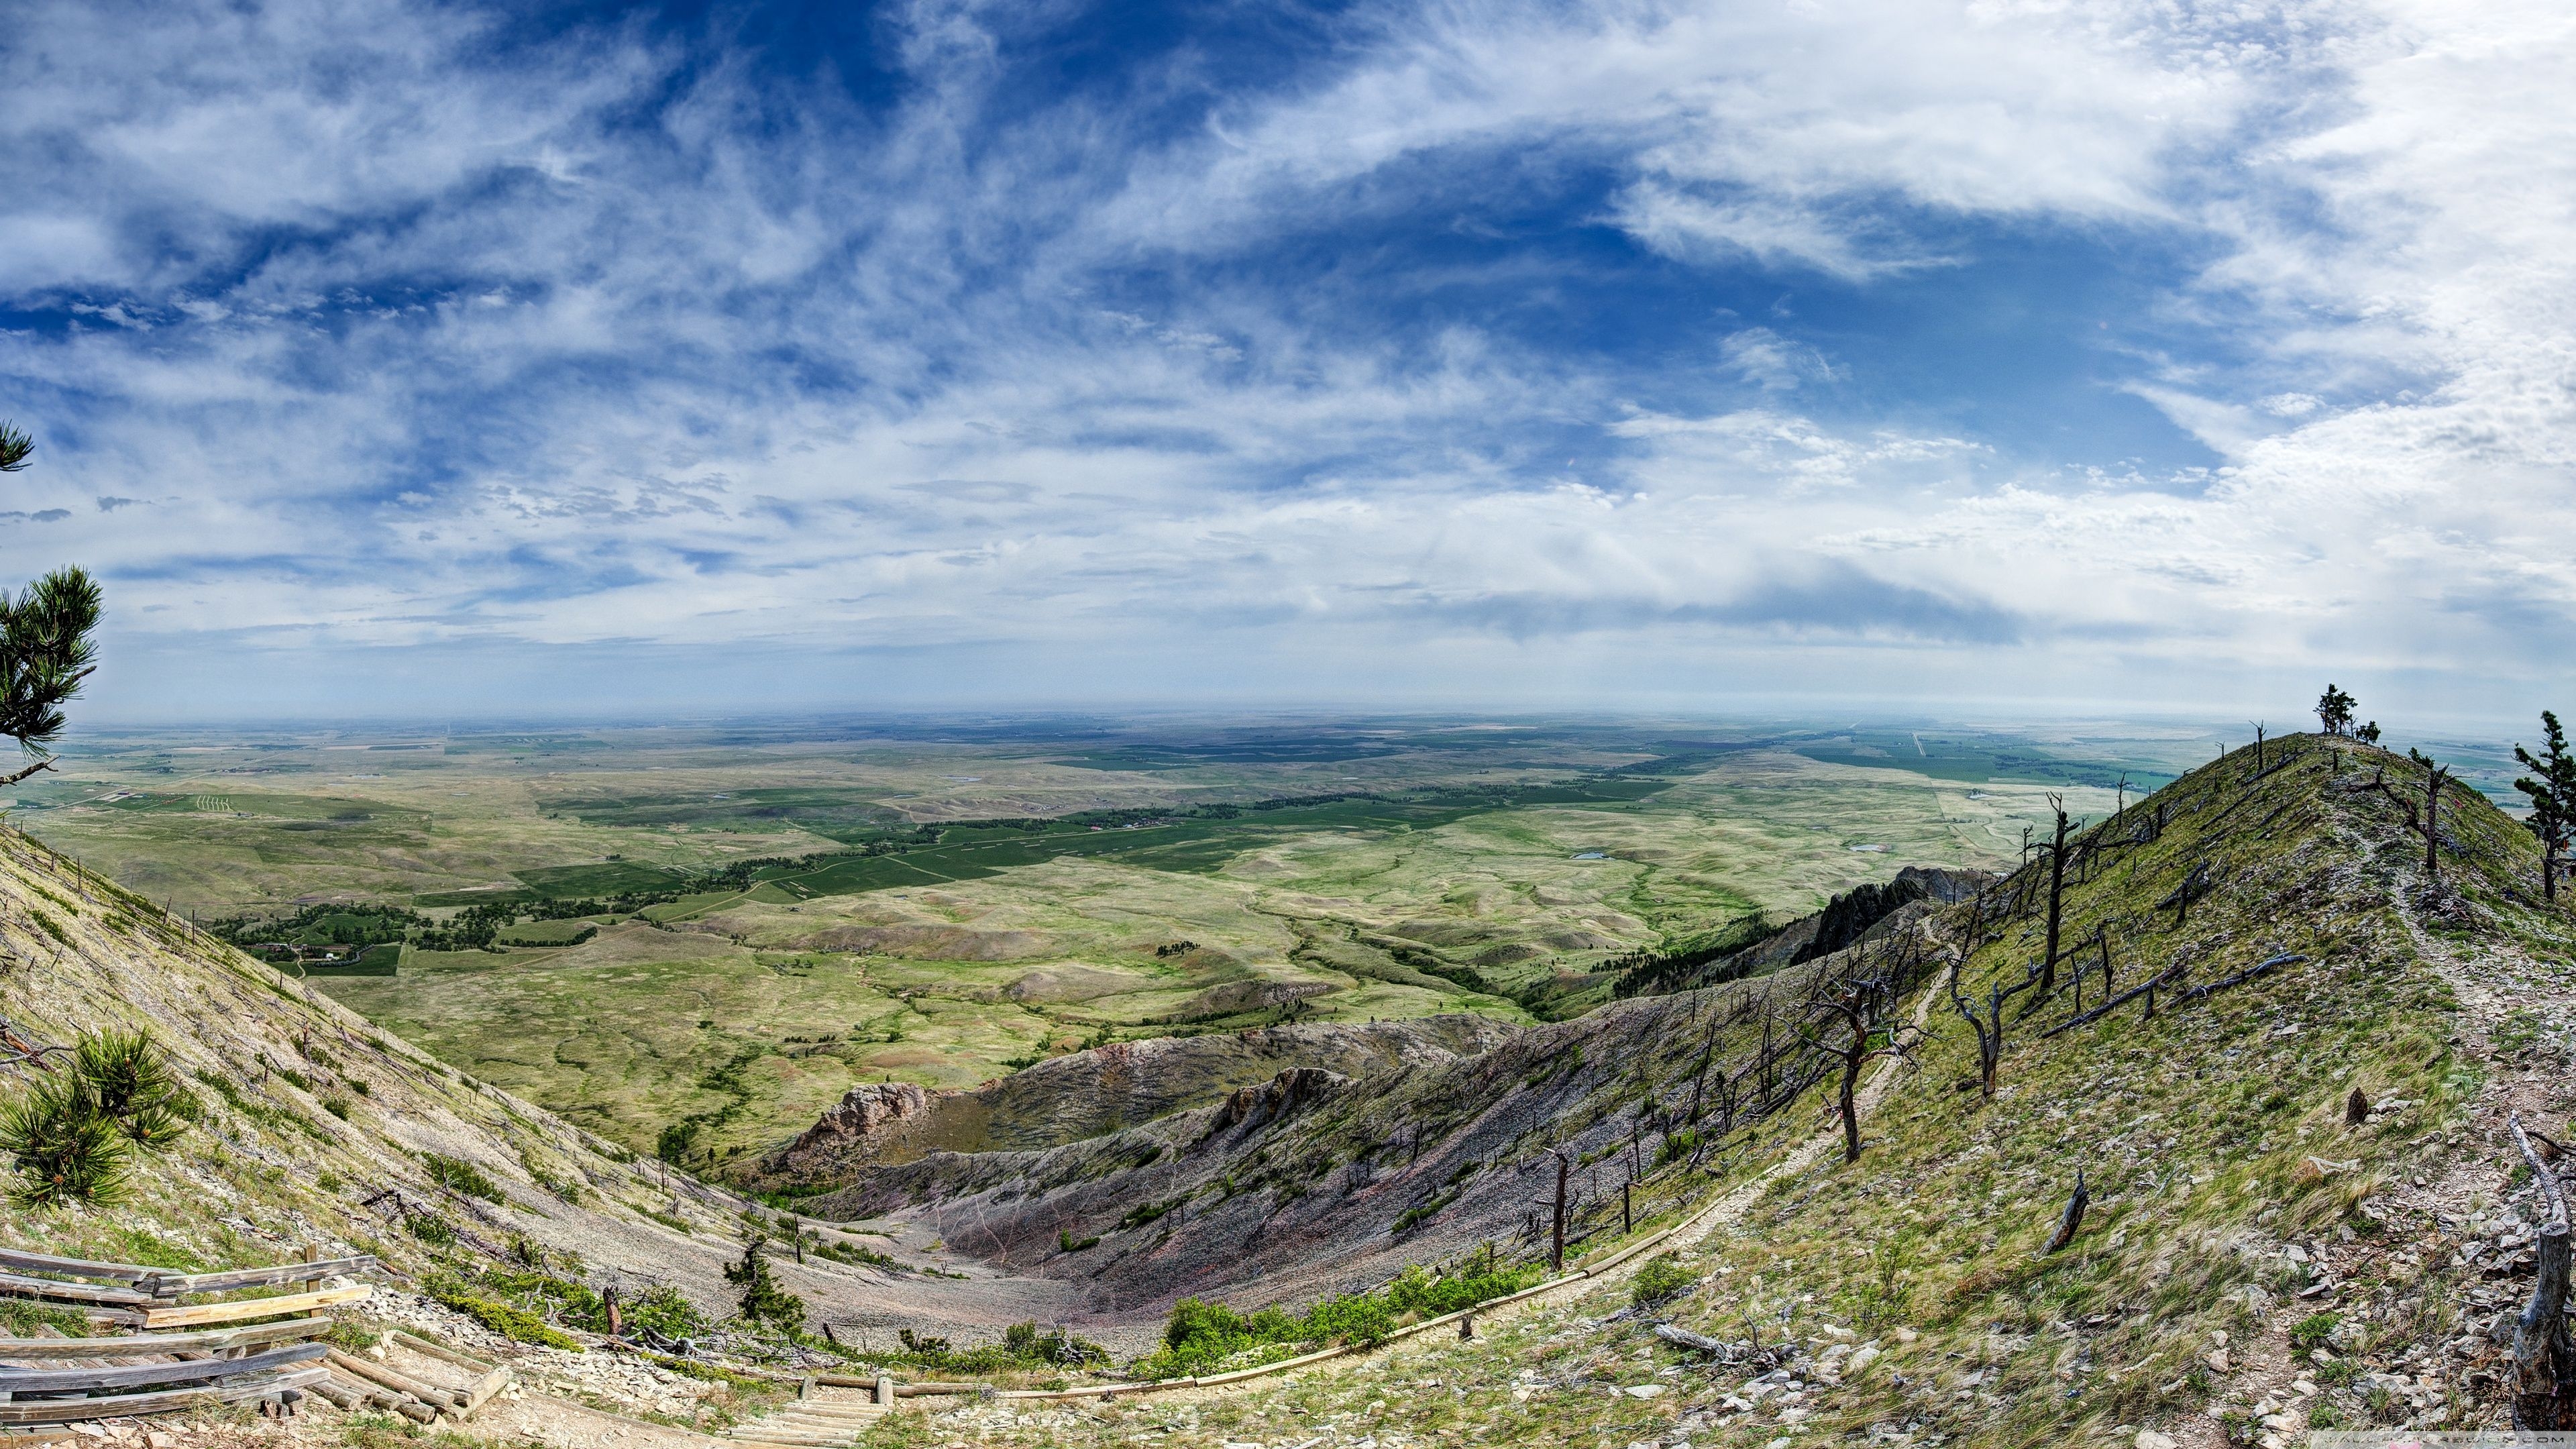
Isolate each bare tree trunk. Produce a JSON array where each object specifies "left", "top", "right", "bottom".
[
  {"left": 2512, "top": 1114, "right": 2575, "bottom": 1429},
  {"left": 2040, "top": 799, "right": 2070, "bottom": 991},
  {"left": 1550, "top": 1152, "right": 1570, "bottom": 1273},
  {"left": 2043, "top": 1169, "right": 2089, "bottom": 1253},
  {"left": 2426, "top": 765, "right": 2446, "bottom": 881}
]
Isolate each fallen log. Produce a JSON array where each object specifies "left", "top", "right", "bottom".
[
  {"left": 2171, "top": 953, "right": 2306, "bottom": 1005},
  {"left": 2512, "top": 1112, "right": 2575, "bottom": 1430},
  {"left": 325, "top": 1346, "right": 466, "bottom": 1411}
]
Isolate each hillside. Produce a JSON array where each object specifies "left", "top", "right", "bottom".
[
  {"left": 839, "top": 731, "right": 2573, "bottom": 1447},
  {"left": 0, "top": 821, "right": 1113, "bottom": 1391},
  {"left": 7, "top": 729, "right": 2565, "bottom": 1449}
]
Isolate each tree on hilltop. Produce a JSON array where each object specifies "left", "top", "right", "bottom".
[
  {"left": 2316, "top": 684, "right": 2357, "bottom": 737},
  {"left": 2516, "top": 711, "right": 2576, "bottom": 904},
  {"left": 0, "top": 420, "right": 103, "bottom": 788}
]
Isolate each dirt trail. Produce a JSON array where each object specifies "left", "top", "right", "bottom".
[
  {"left": 1131, "top": 922, "right": 1960, "bottom": 1405},
  {"left": 2165, "top": 800, "right": 2572, "bottom": 1448}
]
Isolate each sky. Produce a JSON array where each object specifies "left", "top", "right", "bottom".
[{"left": 1, "top": 0, "right": 2571, "bottom": 724}]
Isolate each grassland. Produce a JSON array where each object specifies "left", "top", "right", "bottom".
[{"left": 8, "top": 715, "right": 2229, "bottom": 1166}]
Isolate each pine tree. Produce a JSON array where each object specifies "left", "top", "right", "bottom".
[
  {"left": 0, "top": 421, "right": 103, "bottom": 787},
  {"left": 2315, "top": 684, "right": 2357, "bottom": 737},
  {"left": 722, "top": 1232, "right": 807, "bottom": 1330},
  {"left": 2516, "top": 711, "right": 2576, "bottom": 904}
]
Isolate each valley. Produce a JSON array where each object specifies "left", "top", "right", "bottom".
[{"left": 7, "top": 716, "right": 2194, "bottom": 1165}]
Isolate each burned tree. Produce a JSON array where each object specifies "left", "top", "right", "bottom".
[
  {"left": 1800, "top": 969, "right": 1919, "bottom": 1164},
  {"left": 1949, "top": 964, "right": 2037, "bottom": 1099},
  {"left": 2408, "top": 748, "right": 2455, "bottom": 883},
  {"left": 2517, "top": 712, "right": 2575, "bottom": 904},
  {"left": 2037, "top": 796, "right": 2073, "bottom": 991},
  {"left": 2512, "top": 1112, "right": 2574, "bottom": 1429}
]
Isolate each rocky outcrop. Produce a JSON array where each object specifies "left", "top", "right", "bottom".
[
  {"left": 786, "top": 1081, "right": 935, "bottom": 1159},
  {"left": 752, "top": 1015, "right": 1517, "bottom": 1185},
  {"left": 1208, "top": 1066, "right": 1349, "bottom": 1137}
]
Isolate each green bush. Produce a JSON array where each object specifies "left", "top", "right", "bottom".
[
  {"left": 623, "top": 1284, "right": 712, "bottom": 1340},
  {"left": 0, "top": 1075, "right": 128, "bottom": 1207},
  {"left": 0, "top": 1030, "right": 195, "bottom": 1205},
  {"left": 1629, "top": 1252, "right": 1696, "bottom": 1310},
  {"left": 421, "top": 1152, "right": 504, "bottom": 1202},
  {"left": 405, "top": 1212, "right": 458, "bottom": 1247},
  {"left": 1131, "top": 1259, "right": 1544, "bottom": 1378},
  {"left": 1057, "top": 1229, "right": 1100, "bottom": 1253},
  {"left": 73, "top": 1030, "right": 194, "bottom": 1146},
  {"left": 2291, "top": 1311, "right": 2341, "bottom": 1351},
  {"left": 323, "top": 1095, "right": 352, "bottom": 1120},
  {"left": 722, "top": 1236, "right": 806, "bottom": 1330},
  {"left": 429, "top": 1281, "right": 581, "bottom": 1350}
]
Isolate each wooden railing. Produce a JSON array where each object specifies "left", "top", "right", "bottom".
[{"left": 0, "top": 1245, "right": 376, "bottom": 1424}]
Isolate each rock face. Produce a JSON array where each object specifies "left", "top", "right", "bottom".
[
  {"left": 1210, "top": 1066, "right": 1350, "bottom": 1136},
  {"left": 788, "top": 1081, "right": 934, "bottom": 1157},
  {"left": 754, "top": 1014, "right": 1518, "bottom": 1182}
]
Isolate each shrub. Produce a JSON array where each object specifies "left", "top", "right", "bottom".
[
  {"left": 73, "top": 1030, "right": 193, "bottom": 1146},
  {"left": 1656, "top": 1128, "right": 1701, "bottom": 1167},
  {"left": 2291, "top": 1311, "right": 2342, "bottom": 1351},
  {"left": 722, "top": 1236, "right": 806, "bottom": 1330},
  {"left": 429, "top": 1283, "right": 581, "bottom": 1350},
  {"left": 323, "top": 1095, "right": 352, "bottom": 1120},
  {"left": 405, "top": 1212, "right": 458, "bottom": 1247},
  {"left": 1002, "top": 1320, "right": 1108, "bottom": 1367},
  {"left": 1131, "top": 1258, "right": 1542, "bottom": 1378},
  {"left": 421, "top": 1153, "right": 504, "bottom": 1202},
  {"left": 0, "top": 1075, "right": 129, "bottom": 1208},
  {"left": 625, "top": 1284, "right": 712, "bottom": 1340},
  {"left": 1058, "top": 1229, "right": 1100, "bottom": 1253},
  {"left": 1628, "top": 1252, "right": 1695, "bottom": 1311}
]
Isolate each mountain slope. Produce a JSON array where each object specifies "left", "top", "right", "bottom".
[
  {"left": 862, "top": 731, "right": 2574, "bottom": 1447},
  {"left": 0, "top": 822, "right": 1082, "bottom": 1352}
]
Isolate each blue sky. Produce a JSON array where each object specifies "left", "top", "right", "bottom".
[{"left": 2, "top": 0, "right": 2571, "bottom": 722}]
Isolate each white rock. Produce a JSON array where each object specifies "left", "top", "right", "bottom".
[
  {"left": 1847, "top": 1345, "right": 1882, "bottom": 1373},
  {"left": 2135, "top": 1432, "right": 2176, "bottom": 1449},
  {"left": 1624, "top": 1384, "right": 1668, "bottom": 1399}
]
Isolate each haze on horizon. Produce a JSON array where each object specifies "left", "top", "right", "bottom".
[{"left": 2, "top": 0, "right": 2570, "bottom": 723}]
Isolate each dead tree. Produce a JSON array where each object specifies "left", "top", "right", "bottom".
[
  {"left": 2512, "top": 1112, "right": 2575, "bottom": 1429},
  {"left": 1550, "top": 1149, "right": 1570, "bottom": 1273},
  {"left": 1949, "top": 965, "right": 2037, "bottom": 1099},
  {"left": 2410, "top": 750, "right": 2454, "bottom": 883},
  {"left": 1800, "top": 979, "right": 1920, "bottom": 1163},
  {"left": 2039, "top": 798, "right": 2072, "bottom": 991},
  {"left": 2043, "top": 1169, "right": 2089, "bottom": 1253}
]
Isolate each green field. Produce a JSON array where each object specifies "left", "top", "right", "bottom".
[{"left": 6, "top": 715, "right": 2233, "bottom": 1168}]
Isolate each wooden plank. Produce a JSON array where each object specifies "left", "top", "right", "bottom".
[
  {"left": 141, "top": 1255, "right": 377, "bottom": 1299},
  {"left": 138, "top": 1285, "right": 369, "bottom": 1329},
  {"left": 462, "top": 1366, "right": 513, "bottom": 1415},
  {"left": 0, "top": 1319, "right": 329, "bottom": 1360},
  {"left": 0, "top": 1250, "right": 160, "bottom": 1285},
  {"left": 386, "top": 1330, "right": 492, "bottom": 1374},
  {"left": 0, "top": 1274, "right": 149, "bottom": 1308},
  {"left": 0, "top": 1364, "right": 329, "bottom": 1424},
  {"left": 323, "top": 1348, "right": 465, "bottom": 1410},
  {"left": 0, "top": 1340, "right": 325, "bottom": 1395}
]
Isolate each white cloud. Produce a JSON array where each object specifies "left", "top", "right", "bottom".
[{"left": 0, "top": 0, "right": 2567, "bottom": 720}]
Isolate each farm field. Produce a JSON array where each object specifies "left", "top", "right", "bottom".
[{"left": 7, "top": 714, "right": 2241, "bottom": 1167}]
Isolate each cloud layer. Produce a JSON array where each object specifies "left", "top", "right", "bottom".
[{"left": 1, "top": 0, "right": 2569, "bottom": 719}]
